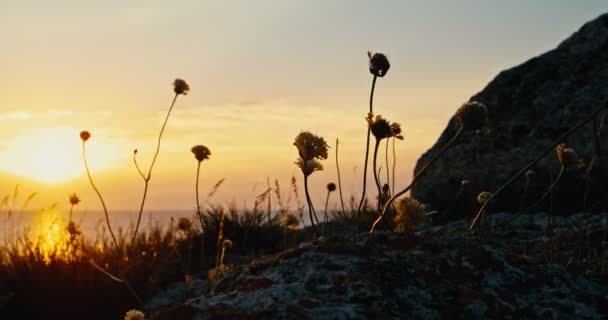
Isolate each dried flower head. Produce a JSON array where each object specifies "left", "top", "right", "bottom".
[
  {"left": 477, "top": 191, "right": 494, "bottom": 205},
  {"left": 124, "top": 309, "right": 145, "bottom": 320},
  {"left": 327, "top": 182, "right": 336, "bottom": 192},
  {"left": 282, "top": 213, "right": 300, "bottom": 230},
  {"left": 556, "top": 144, "right": 578, "bottom": 167},
  {"left": 455, "top": 100, "right": 488, "bottom": 131},
  {"left": 67, "top": 221, "right": 81, "bottom": 236},
  {"left": 368, "top": 51, "right": 390, "bottom": 77},
  {"left": 390, "top": 122, "right": 404, "bottom": 140},
  {"left": 191, "top": 145, "right": 211, "bottom": 162},
  {"left": 80, "top": 130, "right": 91, "bottom": 142},
  {"left": 177, "top": 217, "right": 192, "bottom": 232},
  {"left": 295, "top": 158, "right": 323, "bottom": 176},
  {"left": 294, "top": 131, "right": 329, "bottom": 161},
  {"left": 393, "top": 197, "right": 426, "bottom": 232},
  {"left": 69, "top": 193, "right": 80, "bottom": 206},
  {"left": 222, "top": 239, "right": 233, "bottom": 249},
  {"left": 173, "top": 78, "right": 190, "bottom": 95},
  {"left": 368, "top": 115, "right": 393, "bottom": 140}
]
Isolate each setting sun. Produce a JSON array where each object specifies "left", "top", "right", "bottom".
[{"left": 0, "top": 127, "right": 120, "bottom": 184}]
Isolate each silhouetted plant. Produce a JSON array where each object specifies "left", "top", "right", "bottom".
[
  {"left": 68, "top": 193, "right": 80, "bottom": 223},
  {"left": 191, "top": 144, "right": 211, "bottom": 266},
  {"left": 357, "top": 51, "right": 390, "bottom": 228},
  {"left": 335, "top": 138, "right": 346, "bottom": 216},
  {"left": 131, "top": 79, "right": 190, "bottom": 243},
  {"left": 124, "top": 309, "right": 145, "bottom": 320},
  {"left": 469, "top": 102, "right": 608, "bottom": 231},
  {"left": 370, "top": 100, "right": 487, "bottom": 233},
  {"left": 393, "top": 197, "right": 426, "bottom": 232},
  {"left": 294, "top": 131, "right": 329, "bottom": 233},
  {"left": 322, "top": 182, "right": 336, "bottom": 235},
  {"left": 80, "top": 130, "right": 118, "bottom": 248}
]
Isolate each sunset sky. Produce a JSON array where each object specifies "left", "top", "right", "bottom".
[{"left": 1, "top": 1, "right": 607, "bottom": 214}]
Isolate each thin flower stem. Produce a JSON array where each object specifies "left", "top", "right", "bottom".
[
  {"left": 385, "top": 138, "right": 390, "bottom": 189},
  {"left": 469, "top": 103, "right": 607, "bottom": 231},
  {"left": 133, "top": 152, "right": 146, "bottom": 180},
  {"left": 82, "top": 142, "right": 118, "bottom": 248},
  {"left": 356, "top": 75, "right": 377, "bottom": 228},
  {"left": 372, "top": 139, "right": 382, "bottom": 211},
  {"left": 335, "top": 138, "right": 346, "bottom": 216},
  {"left": 69, "top": 204, "right": 74, "bottom": 223},
  {"left": 304, "top": 175, "right": 318, "bottom": 233},
  {"left": 132, "top": 93, "right": 179, "bottom": 243},
  {"left": 370, "top": 125, "right": 464, "bottom": 234},
  {"left": 195, "top": 161, "right": 205, "bottom": 267},
  {"left": 524, "top": 166, "right": 564, "bottom": 213},
  {"left": 323, "top": 190, "right": 331, "bottom": 236}
]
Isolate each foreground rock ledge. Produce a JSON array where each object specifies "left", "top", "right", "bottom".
[{"left": 151, "top": 212, "right": 608, "bottom": 320}]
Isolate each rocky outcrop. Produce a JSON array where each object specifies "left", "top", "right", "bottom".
[
  {"left": 411, "top": 13, "right": 608, "bottom": 216},
  {"left": 151, "top": 213, "right": 608, "bottom": 319}
]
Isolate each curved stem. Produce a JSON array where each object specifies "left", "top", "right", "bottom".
[
  {"left": 469, "top": 103, "right": 607, "bottom": 231},
  {"left": 195, "top": 161, "right": 205, "bottom": 266},
  {"left": 372, "top": 139, "right": 382, "bottom": 211},
  {"left": 304, "top": 175, "right": 318, "bottom": 234},
  {"left": 370, "top": 125, "right": 464, "bottom": 234},
  {"left": 82, "top": 142, "right": 118, "bottom": 248},
  {"left": 133, "top": 152, "right": 146, "bottom": 180},
  {"left": 524, "top": 166, "right": 564, "bottom": 213},
  {"left": 335, "top": 138, "right": 346, "bottom": 216},
  {"left": 132, "top": 93, "right": 179, "bottom": 243},
  {"left": 356, "top": 75, "right": 377, "bottom": 228},
  {"left": 323, "top": 190, "right": 331, "bottom": 236}
]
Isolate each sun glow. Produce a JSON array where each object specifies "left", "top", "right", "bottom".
[{"left": 0, "top": 127, "right": 120, "bottom": 184}]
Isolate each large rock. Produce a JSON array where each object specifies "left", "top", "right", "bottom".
[
  {"left": 151, "top": 213, "right": 608, "bottom": 319},
  {"left": 412, "top": 13, "right": 608, "bottom": 217}
]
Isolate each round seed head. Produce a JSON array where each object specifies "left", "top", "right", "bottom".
[
  {"left": 69, "top": 193, "right": 80, "bottom": 206},
  {"left": 80, "top": 130, "right": 91, "bottom": 142},
  {"left": 390, "top": 122, "right": 404, "bottom": 140},
  {"left": 173, "top": 78, "right": 190, "bottom": 95},
  {"left": 368, "top": 115, "right": 393, "bottom": 140},
  {"left": 368, "top": 51, "right": 390, "bottom": 77},
  {"left": 393, "top": 197, "right": 426, "bottom": 232},
  {"left": 282, "top": 213, "right": 300, "bottom": 230},
  {"left": 455, "top": 100, "right": 488, "bottom": 131},
  {"left": 191, "top": 145, "right": 211, "bottom": 162},
  {"left": 294, "top": 131, "right": 329, "bottom": 161},
  {"left": 327, "top": 182, "right": 337, "bottom": 192},
  {"left": 124, "top": 309, "right": 145, "bottom": 320}
]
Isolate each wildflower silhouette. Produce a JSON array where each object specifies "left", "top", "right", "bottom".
[
  {"left": 80, "top": 130, "right": 118, "bottom": 248},
  {"left": 522, "top": 144, "right": 578, "bottom": 213},
  {"left": 131, "top": 79, "right": 190, "bottom": 243},
  {"left": 370, "top": 100, "right": 487, "bottom": 234},
  {"left": 357, "top": 51, "right": 390, "bottom": 229},
  {"left": 335, "top": 138, "right": 346, "bottom": 216},
  {"left": 368, "top": 114, "right": 395, "bottom": 210},
  {"left": 390, "top": 122, "right": 404, "bottom": 194},
  {"left": 191, "top": 144, "right": 211, "bottom": 266},
  {"left": 322, "top": 182, "right": 336, "bottom": 235},
  {"left": 68, "top": 193, "right": 80, "bottom": 223},
  {"left": 294, "top": 131, "right": 329, "bottom": 233},
  {"left": 469, "top": 101, "right": 608, "bottom": 231},
  {"left": 393, "top": 197, "right": 426, "bottom": 232}
]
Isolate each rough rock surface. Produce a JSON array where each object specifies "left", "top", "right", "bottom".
[
  {"left": 411, "top": 13, "right": 608, "bottom": 216},
  {"left": 151, "top": 212, "right": 608, "bottom": 319}
]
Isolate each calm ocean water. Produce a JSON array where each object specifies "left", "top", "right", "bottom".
[{"left": 0, "top": 209, "right": 195, "bottom": 242}]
